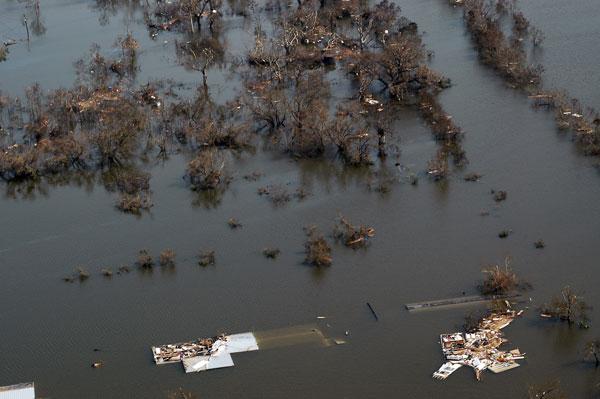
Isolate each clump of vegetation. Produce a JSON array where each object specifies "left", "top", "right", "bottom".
[
  {"left": 117, "top": 193, "right": 153, "bottom": 214},
  {"left": 534, "top": 240, "right": 545, "bottom": 249},
  {"left": 480, "top": 260, "right": 520, "bottom": 295},
  {"left": 498, "top": 229, "right": 512, "bottom": 238},
  {"left": 63, "top": 267, "right": 91, "bottom": 283},
  {"left": 166, "top": 388, "right": 199, "bottom": 399},
  {"left": 262, "top": 248, "right": 281, "bottom": 259},
  {"left": 462, "top": 0, "right": 543, "bottom": 89},
  {"left": 159, "top": 249, "right": 176, "bottom": 267},
  {"left": 77, "top": 267, "right": 90, "bottom": 282},
  {"left": 198, "top": 250, "right": 215, "bottom": 266},
  {"left": 540, "top": 286, "right": 591, "bottom": 328},
  {"left": 137, "top": 249, "right": 154, "bottom": 269},
  {"left": 101, "top": 268, "right": 113, "bottom": 277},
  {"left": 492, "top": 190, "right": 507, "bottom": 202},
  {"left": 257, "top": 184, "right": 291, "bottom": 206},
  {"left": 227, "top": 218, "right": 242, "bottom": 229},
  {"left": 333, "top": 216, "right": 375, "bottom": 249},
  {"left": 117, "top": 265, "right": 131, "bottom": 274},
  {"left": 584, "top": 339, "right": 600, "bottom": 368},
  {"left": 243, "top": 171, "right": 263, "bottom": 181},
  {"left": 186, "top": 150, "right": 226, "bottom": 190},
  {"left": 464, "top": 173, "right": 482, "bottom": 182},
  {"left": 304, "top": 226, "right": 332, "bottom": 267}
]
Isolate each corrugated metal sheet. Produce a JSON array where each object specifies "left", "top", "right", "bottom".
[{"left": 0, "top": 382, "right": 35, "bottom": 399}]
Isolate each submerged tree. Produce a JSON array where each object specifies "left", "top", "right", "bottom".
[
  {"left": 584, "top": 339, "right": 600, "bottom": 368},
  {"left": 540, "top": 286, "right": 590, "bottom": 328}
]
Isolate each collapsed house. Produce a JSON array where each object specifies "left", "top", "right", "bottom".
[
  {"left": 152, "top": 332, "right": 259, "bottom": 373},
  {"left": 433, "top": 310, "right": 525, "bottom": 381}
]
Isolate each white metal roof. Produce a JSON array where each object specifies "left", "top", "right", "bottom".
[{"left": 0, "top": 383, "right": 35, "bottom": 399}]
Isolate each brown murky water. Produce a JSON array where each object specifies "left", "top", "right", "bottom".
[{"left": 1, "top": 1, "right": 600, "bottom": 398}]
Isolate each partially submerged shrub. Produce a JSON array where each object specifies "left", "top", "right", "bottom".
[
  {"left": 227, "top": 218, "right": 242, "bottom": 229},
  {"left": 464, "top": 173, "right": 482, "bottom": 181},
  {"left": 492, "top": 190, "right": 507, "bottom": 202},
  {"left": 77, "top": 267, "right": 90, "bottom": 282},
  {"left": 480, "top": 260, "right": 520, "bottom": 295},
  {"left": 498, "top": 229, "right": 512, "bottom": 238},
  {"left": 198, "top": 250, "right": 215, "bottom": 266},
  {"left": 262, "top": 248, "right": 281, "bottom": 259},
  {"left": 137, "top": 249, "right": 153, "bottom": 269},
  {"left": 304, "top": 226, "right": 332, "bottom": 266},
  {"left": 186, "top": 150, "right": 226, "bottom": 190},
  {"left": 116, "top": 192, "right": 153, "bottom": 214},
  {"left": 333, "top": 216, "right": 375, "bottom": 248},
  {"left": 258, "top": 184, "right": 291, "bottom": 206},
  {"left": 540, "top": 286, "right": 591, "bottom": 327},
  {"left": 159, "top": 249, "right": 176, "bottom": 267}
]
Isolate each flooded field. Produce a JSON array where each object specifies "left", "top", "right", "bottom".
[{"left": 1, "top": 0, "right": 600, "bottom": 398}]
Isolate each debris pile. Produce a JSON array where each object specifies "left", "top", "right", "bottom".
[
  {"left": 433, "top": 310, "right": 525, "bottom": 381},
  {"left": 152, "top": 332, "right": 259, "bottom": 373}
]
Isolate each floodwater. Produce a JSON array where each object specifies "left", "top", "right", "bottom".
[{"left": 1, "top": 1, "right": 600, "bottom": 398}]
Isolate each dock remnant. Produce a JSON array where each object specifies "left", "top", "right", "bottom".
[
  {"left": 433, "top": 310, "right": 525, "bottom": 381},
  {"left": 406, "top": 294, "right": 520, "bottom": 311},
  {"left": 152, "top": 332, "right": 259, "bottom": 373}
]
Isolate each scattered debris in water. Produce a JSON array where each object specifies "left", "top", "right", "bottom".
[{"left": 433, "top": 310, "right": 525, "bottom": 381}]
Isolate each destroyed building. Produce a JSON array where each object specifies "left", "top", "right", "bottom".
[{"left": 433, "top": 310, "right": 525, "bottom": 380}]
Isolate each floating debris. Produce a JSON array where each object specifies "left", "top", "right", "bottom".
[
  {"left": 534, "top": 240, "right": 545, "bottom": 249},
  {"left": 91, "top": 361, "right": 104, "bottom": 368},
  {"left": 433, "top": 310, "right": 525, "bottom": 381},
  {"left": 152, "top": 332, "right": 259, "bottom": 373}
]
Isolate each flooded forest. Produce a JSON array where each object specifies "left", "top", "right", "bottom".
[{"left": 1, "top": 0, "right": 600, "bottom": 398}]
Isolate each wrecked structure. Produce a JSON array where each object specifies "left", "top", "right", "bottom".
[
  {"left": 152, "top": 332, "right": 259, "bottom": 373},
  {"left": 433, "top": 310, "right": 525, "bottom": 381}
]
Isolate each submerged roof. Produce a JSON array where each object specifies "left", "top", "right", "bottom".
[{"left": 0, "top": 383, "right": 35, "bottom": 399}]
